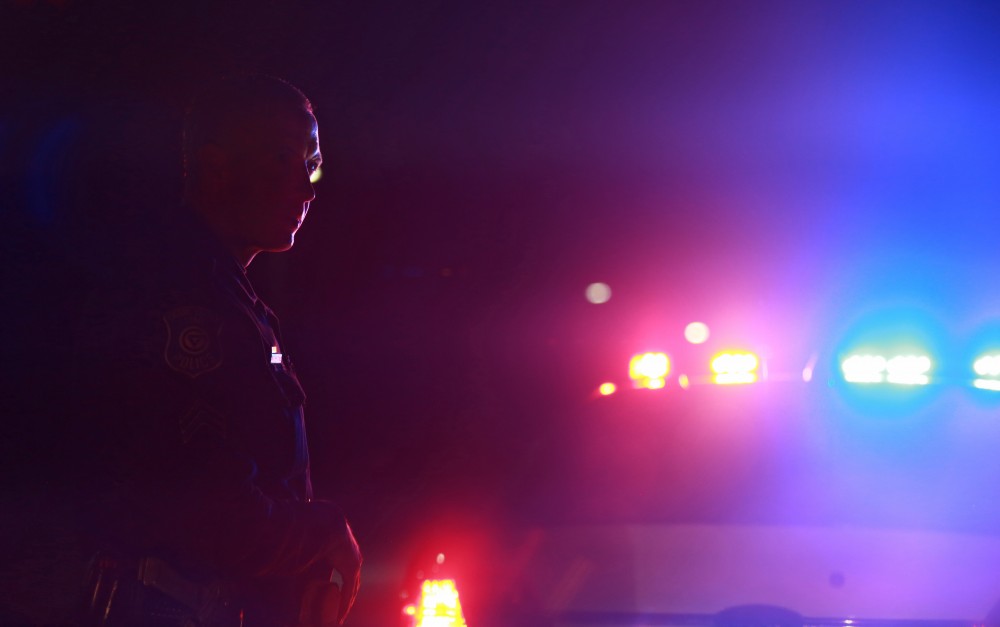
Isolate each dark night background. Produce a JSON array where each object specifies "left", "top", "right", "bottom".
[{"left": 8, "top": 1, "right": 1000, "bottom": 623}]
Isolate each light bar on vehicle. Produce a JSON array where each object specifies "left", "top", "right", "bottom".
[
  {"left": 710, "top": 352, "right": 759, "bottom": 385},
  {"left": 842, "top": 355, "right": 886, "bottom": 383},
  {"left": 841, "top": 353, "right": 932, "bottom": 385},
  {"left": 629, "top": 352, "right": 670, "bottom": 389},
  {"left": 973, "top": 353, "right": 1000, "bottom": 391},
  {"left": 975, "top": 355, "right": 1000, "bottom": 376},
  {"left": 407, "top": 579, "right": 468, "bottom": 627},
  {"left": 886, "top": 355, "right": 932, "bottom": 385}
]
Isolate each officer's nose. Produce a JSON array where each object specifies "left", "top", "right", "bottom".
[{"left": 301, "top": 171, "right": 316, "bottom": 203}]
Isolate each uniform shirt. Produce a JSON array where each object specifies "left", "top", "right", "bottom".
[{"left": 72, "top": 211, "right": 341, "bottom": 588}]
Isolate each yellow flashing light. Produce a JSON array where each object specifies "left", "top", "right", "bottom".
[
  {"left": 598, "top": 382, "right": 617, "bottom": 396},
  {"left": 413, "top": 579, "right": 468, "bottom": 627},
  {"left": 710, "top": 352, "right": 759, "bottom": 385},
  {"left": 629, "top": 352, "right": 670, "bottom": 390}
]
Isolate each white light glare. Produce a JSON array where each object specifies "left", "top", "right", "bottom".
[
  {"left": 585, "top": 283, "right": 612, "bottom": 304},
  {"left": 974, "top": 379, "right": 1000, "bottom": 391},
  {"left": 973, "top": 354, "right": 1000, "bottom": 391},
  {"left": 974, "top": 354, "right": 1000, "bottom": 377},
  {"left": 842, "top": 355, "right": 887, "bottom": 383},
  {"left": 842, "top": 354, "right": 931, "bottom": 385},
  {"left": 885, "top": 355, "right": 931, "bottom": 385},
  {"left": 684, "top": 322, "right": 710, "bottom": 345}
]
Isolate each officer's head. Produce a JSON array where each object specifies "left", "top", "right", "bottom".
[{"left": 183, "top": 74, "right": 321, "bottom": 266}]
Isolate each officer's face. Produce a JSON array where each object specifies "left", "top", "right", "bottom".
[{"left": 221, "top": 109, "right": 322, "bottom": 256}]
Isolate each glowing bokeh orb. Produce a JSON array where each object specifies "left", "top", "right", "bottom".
[
  {"left": 598, "top": 382, "right": 617, "bottom": 396},
  {"left": 585, "top": 282, "right": 612, "bottom": 304},
  {"left": 684, "top": 322, "right": 710, "bottom": 344},
  {"left": 842, "top": 353, "right": 931, "bottom": 385}
]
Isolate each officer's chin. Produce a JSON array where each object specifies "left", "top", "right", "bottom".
[{"left": 261, "top": 234, "right": 297, "bottom": 254}]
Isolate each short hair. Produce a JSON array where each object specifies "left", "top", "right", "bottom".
[{"left": 182, "top": 74, "right": 314, "bottom": 181}]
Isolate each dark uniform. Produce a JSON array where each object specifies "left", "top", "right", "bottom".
[{"left": 70, "top": 210, "right": 350, "bottom": 626}]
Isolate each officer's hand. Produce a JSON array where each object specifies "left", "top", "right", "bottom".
[{"left": 329, "top": 519, "right": 362, "bottom": 625}]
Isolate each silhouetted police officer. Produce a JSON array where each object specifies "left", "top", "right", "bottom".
[{"left": 69, "top": 74, "right": 361, "bottom": 626}]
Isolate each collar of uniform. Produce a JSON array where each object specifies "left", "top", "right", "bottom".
[{"left": 171, "top": 207, "right": 262, "bottom": 307}]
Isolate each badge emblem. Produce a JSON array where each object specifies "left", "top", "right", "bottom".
[{"left": 163, "top": 306, "right": 223, "bottom": 378}]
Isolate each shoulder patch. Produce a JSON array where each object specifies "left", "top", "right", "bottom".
[{"left": 163, "top": 306, "right": 223, "bottom": 378}]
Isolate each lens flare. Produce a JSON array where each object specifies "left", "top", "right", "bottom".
[{"left": 710, "top": 351, "right": 759, "bottom": 385}]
